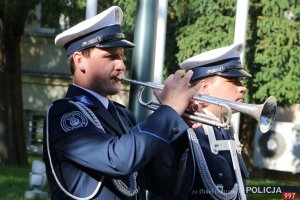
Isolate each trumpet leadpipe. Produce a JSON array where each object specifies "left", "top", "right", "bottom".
[
  {"left": 117, "top": 75, "right": 164, "bottom": 90},
  {"left": 117, "top": 76, "right": 277, "bottom": 132},
  {"left": 117, "top": 75, "right": 232, "bottom": 128}
]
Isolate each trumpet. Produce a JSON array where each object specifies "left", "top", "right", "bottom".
[{"left": 117, "top": 76, "right": 277, "bottom": 133}]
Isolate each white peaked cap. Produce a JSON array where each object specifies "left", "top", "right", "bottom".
[
  {"left": 55, "top": 6, "right": 134, "bottom": 56},
  {"left": 180, "top": 43, "right": 251, "bottom": 81}
]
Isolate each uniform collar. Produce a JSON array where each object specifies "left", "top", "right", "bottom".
[
  {"left": 66, "top": 84, "right": 124, "bottom": 136},
  {"left": 202, "top": 108, "right": 216, "bottom": 118},
  {"left": 203, "top": 108, "right": 227, "bottom": 125},
  {"left": 72, "top": 83, "right": 109, "bottom": 109}
]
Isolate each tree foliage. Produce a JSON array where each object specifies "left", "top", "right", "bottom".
[
  {"left": 165, "top": 0, "right": 236, "bottom": 78},
  {"left": 247, "top": 0, "right": 300, "bottom": 105}
]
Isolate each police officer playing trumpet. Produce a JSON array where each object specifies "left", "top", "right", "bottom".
[
  {"left": 148, "top": 43, "right": 252, "bottom": 200},
  {"left": 43, "top": 6, "right": 201, "bottom": 200}
]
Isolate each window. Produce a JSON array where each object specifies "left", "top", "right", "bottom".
[{"left": 25, "top": 111, "right": 45, "bottom": 156}]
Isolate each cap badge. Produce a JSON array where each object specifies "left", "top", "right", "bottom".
[
  {"left": 82, "top": 41, "right": 88, "bottom": 47},
  {"left": 236, "top": 45, "right": 242, "bottom": 54},
  {"left": 115, "top": 9, "right": 120, "bottom": 22},
  {"left": 207, "top": 66, "right": 225, "bottom": 74}
]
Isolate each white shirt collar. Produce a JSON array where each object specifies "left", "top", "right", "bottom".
[
  {"left": 73, "top": 84, "right": 109, "bottom": 109},
  {"left": 202, "top": 108, "right": 216, "bottom": 117},
  {"left": 203, "top": 108, "right": 227, "bottom": 125}
]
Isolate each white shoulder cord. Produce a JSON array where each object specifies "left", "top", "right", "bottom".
[
  {"left": 46, "top": 101, "right": 138, "bottom": 200},
  {"left": 112, "top": 171, "right": 138, "bottom": 197},
  {"left": 46, "top": 103, "right": 103, "bottom": 200},
  {"left": 74, "top": 101, "right": 138, "bottom": 197},
  {"left": 187, "top": 128, "right": 238, "bottom": 200}
]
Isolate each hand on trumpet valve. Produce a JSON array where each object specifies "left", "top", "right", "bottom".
[
  {"left": 153, "top": 70, "right": 201, "bottom": 115},
  {"left": 190, "top": 101, "right": 200, "bottom": 112},
  {"left": 184, "top": 101, "right": 204, "bottom": 129}
]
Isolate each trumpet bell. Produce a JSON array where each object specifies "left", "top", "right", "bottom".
[{"left": 258, "top": 96, "right": 277, "bottom": 133}]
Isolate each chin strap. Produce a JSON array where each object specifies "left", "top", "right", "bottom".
[{"left": 46, "top": 100, "right": 138, "bottom": 200}]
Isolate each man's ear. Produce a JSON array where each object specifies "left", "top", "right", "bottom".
[
  {"left": 199, "top": 79, "right": 209, "bottom": 88},
  {"left": 72, "top": 52, "right": 86, "bottom": 73},
  {"left": 199, "top": 79, "right": 209, "bottom": 95}
]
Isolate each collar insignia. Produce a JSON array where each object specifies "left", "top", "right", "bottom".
[{"left": 76, "top": 95, "right": 95, "bottom": 106}]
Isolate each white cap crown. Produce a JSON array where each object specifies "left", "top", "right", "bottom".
[
  {"left": 180, "top": 43, "right": 251, "bottom": 80},
  {"left": 55, "top": 6, "right": 123, "bottom": 48}
]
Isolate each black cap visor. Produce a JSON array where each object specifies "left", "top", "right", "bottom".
[
  {"left": 216, "top": 69, "right": 252, "bottom": 78},
  {"left": 95, "top": 39, "right": 135, "bottom": 49},
  {"left": 191, "top": 58, "right": 252, "bottom": 81}
]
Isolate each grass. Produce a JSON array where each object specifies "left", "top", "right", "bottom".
[
  {"left": 0, "top": 164, "right": 50, "bottom": 200},
  {"left": 0, "top": 163, "right": 299, "bottom": 200},
  {"left": 0, "top": 165, "right": 29, "bottom": 200},
  {"left": 0, "top": 156, "right": 50, "bottom": 200}
]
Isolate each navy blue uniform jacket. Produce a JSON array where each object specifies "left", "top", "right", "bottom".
[
  {"left": 43, "top": 84, "right": 189, "bottom": 200},
  {"left": 148, "top": 127, "right": 249, "bottom": 200}
]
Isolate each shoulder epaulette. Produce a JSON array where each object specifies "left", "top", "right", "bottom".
[{"left": 52, "top": 97, "right": 74, "bottom": 104}]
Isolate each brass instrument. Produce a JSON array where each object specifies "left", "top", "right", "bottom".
[{"left": 117, "top": 76, "right": 277, "bottom": 133}]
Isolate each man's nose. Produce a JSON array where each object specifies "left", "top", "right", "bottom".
[
  {"left": 239, "top": 85, "right": 247, "bottom": 93},
  {"left": 115, "top": 60, "right": 126, "bottom": 71}
]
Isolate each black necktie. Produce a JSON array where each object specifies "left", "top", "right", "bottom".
[
  {"left": 220, "top": 127, "right": 232, "bottom": 140},
  {"left": 237, "top": 153, "right": 249, "bottom": 178},
  {"left": 108, "top": 101, "right": 120, "bottom": 125}
]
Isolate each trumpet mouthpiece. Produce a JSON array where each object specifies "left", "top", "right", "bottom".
[{"left": 116, "top": 75, "right": 123, "bottom": 81}]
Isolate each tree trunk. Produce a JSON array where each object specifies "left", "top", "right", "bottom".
[
  {"left": 0, "top": 0, "right": 35, "bottom": 166},
  {"left": 239, "top": 114, "right": 257, "bottom": 172},
  {"left": 0, "top": 43, "right": 28, "bottom": 166}
]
